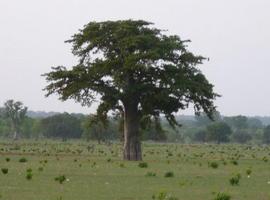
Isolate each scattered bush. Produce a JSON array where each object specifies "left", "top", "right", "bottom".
[
  {"left": 213, "top": 192, "right": 231, "bottom": 200},
  {"left": 55, "top": 175, "right": 66, "bottom": 184},
  {"left": 1, "top": 168, "right": 8, "bottom": 174},
  {"left": 164, "top": 171, "right": 174, "bottom": 178},
  {"left": 19, "top": 158, "right": 27, "bottom": 163},
  {"left": 26, "top": 172, "right": 33, "bottom": 180},
  {"left": 209, "top": 162, "right": 219, "bottom": 169},
  {"left": 152, "top": 191, "right": 178, "bottom": 200},
  {"left": 246, "top": 168, "right": 252, "bottom": 175},
  {"left": 229, "top": 174, "right": 241, "bottom": 186},
  {"left": 138, "top": 162, "right": 148, "bottom": 168},
  {"left": 38, "top": 167, "right": 44, "bottom": 172},
  {"left": 145, "top": 172, "right": 156, "bottom": 177}
]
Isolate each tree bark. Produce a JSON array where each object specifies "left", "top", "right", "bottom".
[
  {"left": 13, "top": 131, "right": 19, "bottom": 140},
  {"left": 123, "top": 102, "right": 142, "bottom": 161}
]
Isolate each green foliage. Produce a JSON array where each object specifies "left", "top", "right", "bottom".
[
  {"left": 229, "top": 174, "right": 241, "bottom": 186},
  {"left": 246, "top": 168, "right": 252, "bottom": 175},
  {"left": 19, "top": 157, "right": 27, "bottom": 163},
  {"left": 164, "top": 171, "right": 174, "bottom": 177},
  {"left": 193, "top": 129, "right": 207, "bottom": 142},
  {"left": 263, "top": 125, "right": 270, "bottom": 144},
  {"left": 82, "top": 114, "right": 117, "bottom": 143},
  {"left": 43, "top": 20, "right": 219, "bottom": 154},
  {"left": 55, "top": 175, "right": 66, "bottom": 184},
  {"left": 224, "top": 115, "right": 248, "bottom": 130},
  {"left": 213, "top": 192, "right": 231, "bottom": 200},
  {"left": 206, "top": 122, "right": 232, "bottom": 143},
  {"left": 26, "top": 172, "right": 33, "bottom": 180},
  {"left": 209, "top": 162, "right": 219, "bottom": 169},
  {"left": 138, "top": 162, "right": 148, "bottom": 168},
  {"left": 40, "top": 113, "right": 82, "bottom": 140},
  {"left": 232, "top": 130, "right": 252, "bottom": 144},
  {"left": 1, "top": 168, "right": 8, "bottom": 174},
  {"left": 152, "top": 191, "right": 178, "bottom": 200},
  {"left": 3, "top": 100, "right": 27, "bottom": 139},
  {"left": 145, "top": 171, "right": 156, "bottom": 177}
]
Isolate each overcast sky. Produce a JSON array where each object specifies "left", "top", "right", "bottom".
[{"left": 0, "top": 0, "right": 269, "bottom": 116}]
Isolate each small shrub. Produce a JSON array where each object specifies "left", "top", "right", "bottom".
[
  {"left": 5, "top": 158, "right": 10, "bottom": 162},
  {"left": 210, "top": 162, "right": 219, "bottom": 169},
  {"left": 231, "top": 160, "right": 238, "bottom": 165},
  {"left": 55, "top": 175, "right": 66, "bottom": 184},
  {"left": 26, "top": 172, "right": 33, "bottom": 180},
  {"left": 214, "top": 192, "right": 231, "bottom": 200},
  {"left": 1, "top": 168, "right": 8, "bottom": 174},
  {"left": 38, "top": 167, "right": 44, "bottom": 172},
  {"left": 229, "top": 174, "right": 241, "bottom": 186},
  {"left": 26, "top": 168, "right": 32, "bottom": 173},
  {"left": 19, "top": 158, "right": 27, "bottom": 163},
  {"left": 138, "top": 162, "right": 148, "bottom": 168},
  {"left": 145, "top": 172, "right": 156, "bottom": 177},
  {"left": 164, "top": 171, "right": 174, "bottom": 178},
  {"left": 246, "top": 169, "right": 252, "bottom": 175},
  {"left": 152, "top": 191, "right": 178, "bottom": 200},
  {"left": 119, "top": 163, "right": 125, "bottom": 168}
]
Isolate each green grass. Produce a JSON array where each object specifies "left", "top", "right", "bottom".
[{"left": 0, "top": 140, "right": 270, "bottom": 200}]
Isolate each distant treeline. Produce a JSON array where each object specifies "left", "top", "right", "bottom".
[{"left": 1, "top": 107, "right": 270, "bottom": 144}]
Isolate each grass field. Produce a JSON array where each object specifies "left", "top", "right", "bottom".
[{"left": 0, "top": 141, "right": 270, "bottom": 200}]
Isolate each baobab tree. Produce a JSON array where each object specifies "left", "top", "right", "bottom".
[{"left": 43, "top": 20, "right": 219, "bottom": 160}]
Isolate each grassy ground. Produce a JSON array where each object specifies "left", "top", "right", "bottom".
[{"left": 0, "top": 141, "right": 270, "bottom": 200}]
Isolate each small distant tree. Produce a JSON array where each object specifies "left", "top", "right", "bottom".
[
  {"left": 247, "top": 118, "right": 263, "bottom": 130},
  {"left": 224, "top": 115, "right": 248, "bottom": 131},
  {"left": 232, "top": 130, "right": 252, "bottom": 144},
  {"left": 40, "top": 113, "right": 82, "bottom": 140},
  {"left": 82, "top": 114, "right": 109, "bottom": 143},
  {"left": 141, "top": 117, "right": 167, "bottom": 141},
  {"left": 263, "top": 125, "right": 270, "bottom": 144},
  {"left": 195, "top": 111, "right": 222, "bottom": 127},
  {"left": 206, "top": 122, "right": 232, "bottom": 143},
  {"left": 4, "top": 100, "right": 28, "bottom": 140},
  {"left": 193, "top": 129, "right": 207, "bottom": 142}
]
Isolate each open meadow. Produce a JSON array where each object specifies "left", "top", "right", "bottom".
[{"left": 0, "top": 141, "right": 270, "bottom": 200}]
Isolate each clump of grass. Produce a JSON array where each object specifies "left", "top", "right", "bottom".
[
  {"left": 138, "top": 162, "right": 148, "bottom": 168},
  {"left": 209, "top": 162, "right": 219, "bottom": 169},
  {"left": 5, "top": 158, "right": 10, "bottom": 162},
  {"left": 26, "top": 172, "right": 33, "bottom": 180},
  {"left": 26, "top": 168, "right": 32, "bottom": 173},
  {"left": 55, "top": 175, "right": 66, "bottom": 184},
  {"left": 246, "top": 168, "right": 252, "bottom": 175},
  {"left": 1, "top": 168, "right": 8, "bottom": 174},
  {"left": 145, "top": 172, "right": 156, "bottom": 177},
  {"left": 213, "top": 192, "right": 231, "bottom": 200},
  {"left": 38, "top": 167, "right": 44, "bottom": 172},
  {"left": 152, "top": 191, "right": 178, "bottom": 200},
  {"left": 119, "top": 163, "right": 125, "bottom": 168},
  {"left": 229, "top": 174, "right": 241, "bottom": 186},
  {"left": 262, "top": 156, "right": 268, "bottom": 162},
  {"left": 230, "top": 160, "right": 238, "bottom": 165},
  {"left": 19, "top": 158, "right": 27, "bottom": 163},
  {"left": 164, "top": 171, "right": 174, "bottom": 178}
]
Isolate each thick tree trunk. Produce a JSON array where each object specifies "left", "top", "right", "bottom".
[
  {"left": 123, "top": 103, "right": 142, "bottom": 161},
  {"left": 13, "top": 131, "right": 19, "bottom": 140}
]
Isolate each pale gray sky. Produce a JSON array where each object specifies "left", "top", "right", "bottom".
[{"left": 0, "top": 0, "right": 269, "bottom": 116}]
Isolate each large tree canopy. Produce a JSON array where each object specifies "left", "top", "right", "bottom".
[{"left": 43, "top": 20, "right": 219, "bottom": 160}]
